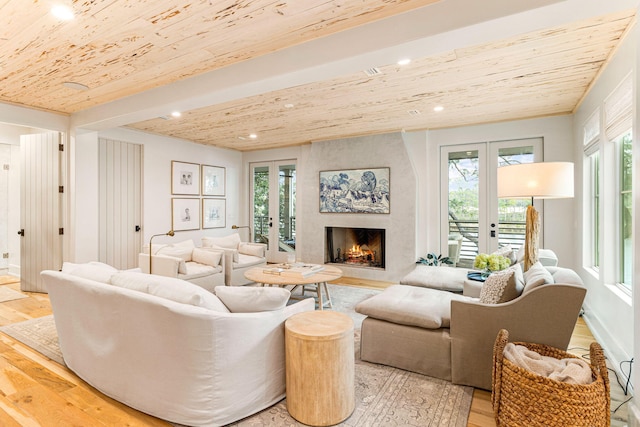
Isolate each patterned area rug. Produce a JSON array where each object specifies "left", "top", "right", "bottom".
[
  {"left": 0, "top": 285, "right": 28, "bottom": 303},
  {"left": 0, "top": 283, "right": 474, "bottom": 427}
]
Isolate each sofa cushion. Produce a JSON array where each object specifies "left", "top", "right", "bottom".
[
  {"left": 179, "top": 262, "right": 219, "bottom": 280},
  {"left": 238, "top": 243, "right": 265, "bottom": 258},
  {"left": 355, "top": 284, "right": 473, "bottom": 329},
  {"left": 547, "top": 266, "right": 583, "bottom": 286},
  {"left": 399, "top": 265, "right": 469, "bottom": 292},
  {"left": 215, "top": 286, "right": 291, "bottom": 312},
  {"left": 522, "top": 261, "right": 555, "bottom": 294},
  {"left": 110, "top": 271, "right": 229, "bottom": 312},
  {"left": 61, "top": 261, "right": 119, "bottom": 283},
  {"left": 479, "top": 264, "right": 524, "bottom": 304},
  {"left": 192, "top": 248, "right": 222, "bottom": 267},
  {"left": 202, "top": 234, "right": 241, "bottom": 249},
  {"left": 235, "top": 253, "right": 267, "bottom": 269}
]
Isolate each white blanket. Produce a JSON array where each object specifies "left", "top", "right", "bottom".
[{"left": 504, "top": 343, "right": 593, "bottom": 384}]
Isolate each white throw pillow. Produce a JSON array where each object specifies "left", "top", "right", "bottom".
[
  {"left": 110, "top": 271, "right": 229, "bottom": 312},
  {"left": 522, "top": 261, "right": 555, "bottom": 294},
  {"left": 202, "top": 233, "right": 241, "bottom": 249},
  {"left": 479, "top": 264, "right": 523, "bottom": 304},
  {"left": 61, "top": 261, "right": 118, "bottom": 284},
  {"left": 215, "top": 286, "right": 290, "bottom": 312},
  {"left": 492, "top": 244, "right": 517, "bottom": 266},
  {"left": 192, "top": 248, "right": 222, "bottom": 267},
  {"left": 156, "top": 245, "right": 192, "bottom": 263},
  {"left": 238, "top": 243, "right": 264, "bottom": 258}
]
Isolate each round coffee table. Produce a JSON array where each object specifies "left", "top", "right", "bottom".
[
  {"left": 285, "top": 311, "right": 355, "bottom": 426},
  {"left": 244, "top": 265, "right": 343, "bottom": 310}
]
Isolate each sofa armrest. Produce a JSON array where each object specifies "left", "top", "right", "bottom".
[
  {"left": 138, "top": 253, "right": 180, "bottom": 277},
  {"left": 449, "top": 283, "right": 586, "bottom": 390}
]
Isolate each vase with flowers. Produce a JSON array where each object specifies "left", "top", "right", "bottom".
[{"left": 473, "top": 253, "right": 510, "bottom": 278}]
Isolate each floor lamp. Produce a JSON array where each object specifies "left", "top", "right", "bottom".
[
  {"left": 149, "top": 230, "right": 175, "bottom": 274},
  {"left": 497, "top": 162, "right": 574, "bottom": 272},
  {"left": 232, "top": 225, "right": 252, "bottom": 242}
]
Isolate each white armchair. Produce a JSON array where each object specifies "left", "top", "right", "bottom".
[
  {"left": 139, "top": 239, "right": 225, "bottom": 292},
  {"left": 202, "top": 233, "right": 267, "bottom": 286}
]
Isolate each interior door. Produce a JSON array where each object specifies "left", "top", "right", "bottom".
[
  {"left": 98, "top": 138, "right": 143, "bottom": 269},
  {"left": 0, "top": 144, "right": 9, "bottom": 270},
  {"left": 441, "top": 138, "right": 542, "bottom": 268},
  {"left": 251, "top": 160, "right": 296, "bottom": 263},
  {"left": 20, "top": 132, "right": 63, "bottom": 292}
]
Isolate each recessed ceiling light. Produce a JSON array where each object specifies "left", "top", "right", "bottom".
[
  {"left": 51, "top": 4, "right": 75, "bottom": 20},
  {"left": 171, "top": 111, "right": 181, "bottom": 118},
  {"left": 62, "top": 81, "right": 89, "bottom": 91},
  {"left": 434, "top": 105, "right": 444, "bottom": 112},
  {"left": 284, "top": 103, "right": 295, "bottom": 109},
  {"left": 407, "top": 109, "right": 421, "bottom": 116},
  {"left": 249, "top": 134, "right": 258, "bottom": 139},
  {"left": 397, "top": 58, "right": 411, "bottom": 66}
]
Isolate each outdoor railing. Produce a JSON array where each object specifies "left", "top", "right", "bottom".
[{"left": 449, "top": 219, "right": 525, "bottom": 268}]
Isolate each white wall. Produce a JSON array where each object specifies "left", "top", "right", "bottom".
[
  {"left": 73, "top": 127, "right": 242, "bottom": 262},
  {"left": 573, "top": 20, "right": 637, "bottom": 409},
  {"left": 422, "top": 115, "right": 575, "bottom": 266}
]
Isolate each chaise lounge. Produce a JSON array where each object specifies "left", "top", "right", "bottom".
[{"left": 355, "top": 262, "right": 586, "bottom": 390}]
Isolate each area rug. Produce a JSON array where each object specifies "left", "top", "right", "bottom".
[
  {"left": 0, "top": 285, "right": 28, "bottom": 303},
  {"left": 0, "top": 283, "right": 473, "bottom": 427}
]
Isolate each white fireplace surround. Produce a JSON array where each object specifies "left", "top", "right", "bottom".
[{"left": 297, "top": 132, "right": 417, "bottom": 282}]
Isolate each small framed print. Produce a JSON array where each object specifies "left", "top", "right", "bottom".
[
  {"left": 202, "top": 198, "right": 226, "bottom": 229},
  {"left": 202, "top": 165, "right": 226, "bottom": 197},
  {"left": 172, "top": 198, "right": 200, "bottom": 231},
  {"left": 172, "top": 161, "right": 201, "bottom": 195}
]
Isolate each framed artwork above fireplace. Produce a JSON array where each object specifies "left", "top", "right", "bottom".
[{"left": 319, "top": 167, "right": 390, "bottom": 213}]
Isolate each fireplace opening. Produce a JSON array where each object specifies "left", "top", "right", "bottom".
[{"left": 325, "top": 227, "right": 385, "bottom": 269}]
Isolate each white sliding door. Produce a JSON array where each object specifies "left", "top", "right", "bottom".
[
  {"left": 98, "top": 138, "right": 143, "bottom": 270},
  {"left": 20, "top": 132, "right": 63, "bottom": 292}
]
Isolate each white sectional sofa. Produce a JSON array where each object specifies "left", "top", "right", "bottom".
[{"left": 42, "top": 262, "right": 314, "bottom": 427}]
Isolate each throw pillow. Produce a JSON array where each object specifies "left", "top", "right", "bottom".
[
  {"left": 492, "top": 244, "right": 517, "bottom": 265},
  {"left": 215, "top": 286, "right": 291, "bottom": 312},
  {"left": 192, "top": 248, "right": 222, "bottom": 267},
  {"left": 110, "top": 272, "right": 229, "bottom": 312},
  {"left": 522, "top": 261, "right": 555, "bottom": 294},
  {"left": 238, "top": 243, "right": 265, "bottom": 258},
  {"left": 61, "top": 261, "right": 119, "bottom": 283},
  {"left": 202, "top": 233, "right": 241, "bottom": 249},
  {"left": 156, "top": 245, "right": 193, "bottom": 263},
  {"left": 479, "top": 264, "right": 523, "bottom": 304}
]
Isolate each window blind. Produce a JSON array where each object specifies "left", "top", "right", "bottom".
[
  {"left": 604, "top": 75, "right": 632, "bottom": 141},
  {"left": 583, "top": 108, "right": 600, "bottom": 148}
]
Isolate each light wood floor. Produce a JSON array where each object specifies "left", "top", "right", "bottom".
[{"left": 0, "top": 275, "right": 620, "bottom": 426}]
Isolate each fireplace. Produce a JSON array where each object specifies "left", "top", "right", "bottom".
[{"left": 325, "top": 227, "right": 385, "bottom": 269}]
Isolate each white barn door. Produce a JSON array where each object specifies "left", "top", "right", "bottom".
[
  {"left": 20, "top": 132, "right": 63, "bottom": 292},
  {"left": 98, "top": 138, "right": 142, "bottom": 269}
]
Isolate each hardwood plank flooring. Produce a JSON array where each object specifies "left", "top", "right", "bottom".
[{"left": 0, "top": 276, "right": 627, "bottom": 426}]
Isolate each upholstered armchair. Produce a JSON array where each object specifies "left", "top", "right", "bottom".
[
  {"left": 139, "top": 239, "right": 225, "bottom": 292},
  {"left": 201, "top": 233, "right": 267, "bottom": 286}
]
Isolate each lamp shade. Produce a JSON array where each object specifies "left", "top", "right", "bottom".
[{"left": 497, "top": 162, "right": 574, "bottom": 199}]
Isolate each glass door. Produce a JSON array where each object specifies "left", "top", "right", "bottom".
[
  {"left": 441, "top": 138, "right": 541, "bottom": 268},
  {"left": 251, "top": 160, "right": 296, "bottom": 263}
]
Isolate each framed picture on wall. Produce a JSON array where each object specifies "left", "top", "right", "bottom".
[
  {"left": 202, "top": 198, "right": 226, "bottom": 229},
  {"left": 172, "top": 161, "right": 201, "bottom": 195},
  {"left": 319, "top": 167, "right": 390, "bottom": 214},
  {"left": 172, "top": 198, "right": 200, "bottom": 231},
  {"left": 202, "top": 165, "right": 226, "bottom": 197}
]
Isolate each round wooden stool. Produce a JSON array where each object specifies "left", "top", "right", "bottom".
[{"left": 285, "top": 311, "right": 355, "bottom": 426}]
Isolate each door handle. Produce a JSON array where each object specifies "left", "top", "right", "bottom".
[
  {"left": 135, "top": 225, "right": 141, "bottom": 232},
  {"left": 490, "top": 230, "right": 496, "bottom": 238},
  {"left": 17, "top": 229, "right": 24, "bottom": 236}
]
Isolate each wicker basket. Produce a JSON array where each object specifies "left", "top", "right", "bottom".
[{"left": 492, "top": 329, "right": 610, "bottom": 427}]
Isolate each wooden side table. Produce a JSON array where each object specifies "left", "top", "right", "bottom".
[{"left": 285, "top": 311, "right": 355, "bottom": 426}]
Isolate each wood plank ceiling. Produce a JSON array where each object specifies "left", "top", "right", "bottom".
[{"left": 0, "top": 1, "right": 636, "bottom": 151}]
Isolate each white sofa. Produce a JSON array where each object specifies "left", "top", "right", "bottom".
[
  {"left": 202, "top": 233, "right": 267, "bottom": 286},
  {"left": 139, "top": 239, "right": 225, "bottom": 291},
  {"left": 42, "top": 263, "right": 315, "bottom": 427}
]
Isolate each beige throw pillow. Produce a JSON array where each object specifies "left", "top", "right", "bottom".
[
  {"left": 238, "top": 243, "right": 264, "bottom": 258},
  {"left": 479, "top": 264, "right": 524, "bottom": 304},
  {"left": 192, "top": 248, "right": 222, "bottom": 267},
  {"left": 522, "top": 261, "right": 555, "bottom": 294},
  {"left": 492, "top": 244, "right": 517, "bottom": 265},
  {"left": 215, "top": 286, "right": 291, "bottom": 312},
  {"left": 202, "top": 233, "right": 241, "bottom": 249}
]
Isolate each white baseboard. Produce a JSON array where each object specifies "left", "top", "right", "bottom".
[{"left": 8, "top": 264, "right": 20, "bottom": 277}]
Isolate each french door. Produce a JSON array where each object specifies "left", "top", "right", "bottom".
[
  {"left": 440, "top": 138, "right": 542, "bottom": 268},
  {"left": 251, "top": 160, "right": 296, "bottom": 263}
]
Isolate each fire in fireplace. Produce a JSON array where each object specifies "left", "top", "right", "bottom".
[{"left": 325, "top": 227, "right": 385, "bottom": 269}]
